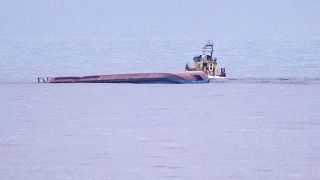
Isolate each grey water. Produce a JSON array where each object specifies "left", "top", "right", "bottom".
[{"left": 1, "top": 38, "right": 320, "bottom": 179}]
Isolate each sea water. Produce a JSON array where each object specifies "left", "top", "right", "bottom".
[{"left": 1, "top": 38, "right": 320, "bottom": 179}]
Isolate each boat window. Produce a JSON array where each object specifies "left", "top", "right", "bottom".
[{"left": 209, "top": 64, "right": 213, "bottom": 70}]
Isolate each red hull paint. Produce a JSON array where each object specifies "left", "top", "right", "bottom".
[{"left": 47, "top": 71, "right": 209, "bottom": 84}]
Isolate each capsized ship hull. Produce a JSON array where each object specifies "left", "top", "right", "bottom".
[{"left": 44, "top": 71, "right": 209, "bottom": 84}]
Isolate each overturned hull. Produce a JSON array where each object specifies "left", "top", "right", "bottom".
[{"left": 43, "top": 71, "right": 209, "bottom": 84}]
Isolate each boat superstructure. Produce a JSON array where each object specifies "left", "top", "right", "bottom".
[{"left": 185, "top": 42, "right": 226, "bottom": 78}]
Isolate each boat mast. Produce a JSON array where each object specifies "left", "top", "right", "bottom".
[{"left": 203, "top": 41, "right": 214, "bottom": 59}]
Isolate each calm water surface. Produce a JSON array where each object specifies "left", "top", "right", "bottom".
[{"left": 1, "top": 38, "right": 320, "bottom": 179}]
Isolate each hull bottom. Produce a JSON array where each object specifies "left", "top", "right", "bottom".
[{"left": 45, "top": 71, "right": 209, "bottom": 84}]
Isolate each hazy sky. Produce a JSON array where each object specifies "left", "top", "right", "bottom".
[{"left": 1, "top": 0, "right": 319, "bottom": 39}]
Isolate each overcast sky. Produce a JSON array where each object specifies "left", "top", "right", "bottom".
[{"left": 1, "top": 0, "right": 319, "bottom": 39}]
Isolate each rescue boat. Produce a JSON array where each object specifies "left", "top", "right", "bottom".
[{"left": 185, "top": 41, "right": 226, "bottom": 79}]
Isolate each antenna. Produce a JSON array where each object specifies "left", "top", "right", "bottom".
[{"left": 203, "top": 40, "right": 214, "bottom": 57}]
